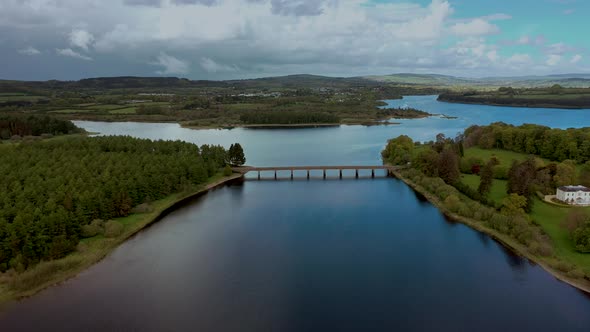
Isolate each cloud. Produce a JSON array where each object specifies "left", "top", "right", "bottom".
[
  {"left": 450, "top": 19, "right": 499, "bottom": 36},
  {"left": 153, "top": 53, "right": 189, "bottom": 75},
  {"left": 18, "top": 47, "right": 41, "bottom": 55},
  {"left": 0, "top": 0, "right": 587, "bottom": 80},
  {"left": 199, "top": 57, "right": 238, "bottom": 73},
  {"left": 563, "top": 9, "right": 575, "bottom": 15},
  {"left": 270, "top": 0, "right": 331, "bottom": 16},
  {"left": 546, "top": 54, "right": 562, "bottom": 66},
  {"left": 507, "top": 53, "right": 532, "bottom": 65},
  {"left": 56, "top": 48, "right": 93, "bottom": 60},
  {"left": 392, "top": 0, "right": 452, "bottom": 40},
  {"left": 124, "top": 0, "right": 219, "bottom": 6},
  {"left": 69, "top": 29, "right": 94, "bottom": 51},
  {"left": 571, "top": 54, "right": 582, "bottom": 64}
]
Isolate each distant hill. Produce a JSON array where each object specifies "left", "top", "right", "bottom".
[
  {"left": 2, "top": 73, "right": 590, "bottom": 92},
  {"left": 364, "top": 73, "right": 590, "bottom": 88}
]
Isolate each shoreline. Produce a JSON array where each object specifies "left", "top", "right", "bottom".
[
  {"left": 391, "top": 168, "right": 590, "bottom": 294},
  {"left": 437, "top": 98, "right": 590, "bottom": 110},
  {"left": 181, "top": 121, "right": 401, "bottom": 130},
  {"left": 0, "top": 173, "right": 244, "bottom": 308}
]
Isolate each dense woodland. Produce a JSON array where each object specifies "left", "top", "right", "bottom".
[
  {"left": 463, "top": 122, "right": 590, "bottom": 163},
  {"left": 0, "top": 136, "right": 231, "bottom": 272},
  {"left": 0, "top": 114, "right": 82, "bottom": 139}
]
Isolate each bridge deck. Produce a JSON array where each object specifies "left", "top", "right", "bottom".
[{"left": 233, "top": 165, "right": 398, "bottom": 173}]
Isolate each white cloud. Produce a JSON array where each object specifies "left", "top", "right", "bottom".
[
  {"left": 69, "top": 29, "right": 94, "bottom": 51},
  {"left": 18, "top": 46, "right": 41, "bottom": 55},
  {"left": 486, "top": 50, "right": 498, "bottom": 62},
  {"left": 56, "top": 48, "right": 93, "bottom": 60},
  {"left": 507, "top": 53, "right": 532, "bottom": 65},
  {"left": 546, "top": 54, "right": 562, "bottom": 66},
  {"left": 571, "top": 54, "right": 582, "bottom": 64},
  {"left": 199, "top": 57, "right": 238, "bottom": 73},
  {"left": 563, "top": 9, "right": 575, "bottom": 15},
  {"left": 153, "top": 53, "right": 189, "bottom": 75},
  {"left": 450, "top": 19, "right": 499, "bottom": 36}
]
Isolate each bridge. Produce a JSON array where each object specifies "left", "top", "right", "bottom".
[{"left": 232, "top": 165, "right": 401, "bottom": 180}]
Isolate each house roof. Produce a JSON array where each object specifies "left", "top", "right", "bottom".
[{"left": 558, "top": 185, "right": 590, "bottom": 192}]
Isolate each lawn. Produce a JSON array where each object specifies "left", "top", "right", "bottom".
[
  {"left": 531, "top": 199, "right": 590, "bottom": 274},
  {"left": 461, "top": 174, "right": 508, "bottom": 205}
]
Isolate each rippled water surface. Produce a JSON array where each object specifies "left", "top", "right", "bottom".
[{"left": 2, "top": 96, "right": 590, "bottom": 331}]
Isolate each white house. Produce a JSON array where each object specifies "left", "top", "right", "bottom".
[{"left": 556, "top": 185, "right": 590, "bottom": 206}]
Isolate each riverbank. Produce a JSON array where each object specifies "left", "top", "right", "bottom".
[
  {"left": 391, "top": 168, "right": 590, "bottom": 294},
  {"left": 181, "top": 121, "right": 401, "bottom": 130},
  {"left": 0, "top": 172, "right": 243, "bottom": 308}
]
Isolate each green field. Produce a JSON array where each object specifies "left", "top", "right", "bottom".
[
  {"left": 87, "top": 104, "right": 127, "bottom": 111},
  {"left": 461, "top": 174, "right": 508, "bottom": 205},
  {"left": 0, "top": 95, "right": 45, "bottom": 102},
  {"left": 531, "top": 199, "right": 590, "bottom": 274},
  {"left": 109, "top": 107, "right": 137, "bottom": 114}
]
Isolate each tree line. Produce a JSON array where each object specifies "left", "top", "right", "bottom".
[
  {"left": 0, "top": 136, "right": 242, "bottom": 272},
  {"left": 464, "top": 122, "right": 590, "bottom": 163},
  {"left": 239, "top": 111, "right": 340, "bottom": 124},
  {"left": 0, "top": 114, "right": 82, "bottom": 139}
]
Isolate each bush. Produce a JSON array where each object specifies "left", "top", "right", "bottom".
[
  {"left": 81, "top": 219, "right": 105, "bottom": 238},
  {"left": 223, "top": 164, "right": 233, "bottom": 176},
  {"left": 104, "top": 220, "right": 124, "bottom": 238}
]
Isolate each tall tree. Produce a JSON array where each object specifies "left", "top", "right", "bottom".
[
  {"left": 228, "top": 143, "right": 246, "bottom": 166},
  {"left": 478, "top": 158, "right": 498, "bottom": 196},
  {"left": 438, "top": 147, "right": 460, "bottom": 184}
]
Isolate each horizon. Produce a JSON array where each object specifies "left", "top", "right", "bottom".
[
  {"left": 1, "top": 0, "right": 589, "bottom": 81},
  {"left": 4, "top": 72, "right": 590, "bottom": 83}
]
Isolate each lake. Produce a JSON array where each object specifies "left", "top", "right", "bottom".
[{"left": 1, "top": 96, "right": 590, "bottom": 331}]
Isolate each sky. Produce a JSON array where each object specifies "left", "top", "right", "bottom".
[{"left": 1, "top": 0, "right": 589, "bottom": 80}]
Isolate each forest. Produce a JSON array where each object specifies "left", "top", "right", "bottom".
[
  {"left": 0, "top": 136, "right": 231, "bottom": 272},
  {"left": 463, "top": 122, "right": 590, "bottom": 163},
  {"left": 0, "top": 114, "right": 83, "bottom": 139}
]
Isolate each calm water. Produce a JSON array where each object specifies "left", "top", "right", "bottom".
[{"left": 2, "top": 96, "right": 590, "bottom": 331}]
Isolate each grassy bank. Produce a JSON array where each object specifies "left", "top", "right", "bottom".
[
  {"left": 0, "top": 172, "right": 243, "bottom": 307},
  {"left": 392, "top": 168, "right": 590, "bottom": 293}
]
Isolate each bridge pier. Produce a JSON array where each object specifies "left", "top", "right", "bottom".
[
  {"left": 291, "top": 169, "right": 294, "bottom": 180},
  {"left": 355, "top": 169, "right": 359, "bottom": 179},
  {"left": 307, "top": 170, "right": 310, "bottom": 180},
  {"left": 372, "top": 169, "right": 375, "bottom": 178},
  {"left": 339, "top": 169, "right": 342, "bottom": 179},
  {"left": 258, "top": 171, "right": 261, "bottom": 180},
  {"left": 274, "top": 170, "right": 277, "bottom": 180},
  {"left": 323, "top": 169, "right": 326, "bottom": 179}
]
